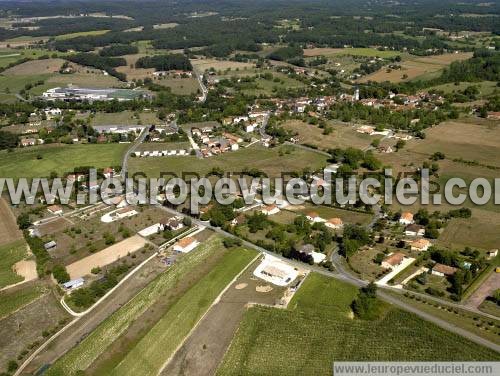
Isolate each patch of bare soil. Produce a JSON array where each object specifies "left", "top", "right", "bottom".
[{"left": 160, "top": 261, "right": 286, "bottom": 376}]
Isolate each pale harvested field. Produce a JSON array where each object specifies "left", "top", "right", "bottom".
[
  {"left": 190, "top": 58, "right": 254, "bottom": 72},
  {"left": 13, "top": 259, "right": 37, "bottom": 281},
  {"left": 4, "top": 58, "right": 65, "bottom": 75},
  {"left": 156, "top": 76, "right": 200, "bottom": 95},
  {"left": 437, "top": 209, "right": 500, "bottom": 251},
  {"left": 116, "top": 53, "right": 154, "bottom": 80},
  {"left": 303, "top": 47, "right": 399, "bottom": 58},
  {"left": 0, "top": 198, "right": 23, "bottom": 246},
  {"left": 282, "top": 119, "right": 375, "bottom": 150},
  {"left": 358, "top": 52, "right": 472, "bottom": 83},
  {"left": 408, "top": 119, "right": 500, "bottom": 167},
  {"left": 66, "top": 235, "right": 147, "bottom": 279}
]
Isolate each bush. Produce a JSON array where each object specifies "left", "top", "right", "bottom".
[{"left": 52, "top": 264, "right": 70, "bottom": 284}]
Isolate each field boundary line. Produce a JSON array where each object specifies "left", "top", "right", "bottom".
[
  {"left": 60, "top": 250, "right": 159, "bottom": 317},
  {"left": 156, "top": 251, "right": 260, "bottom": 375}
]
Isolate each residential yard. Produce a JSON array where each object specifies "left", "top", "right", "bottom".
[
  {"left": 0, "top": 240, "right": 28, "bottom": 289},
  {"left": 46, "top": 236, "right": 232, "bottom": 376},
  {"left": 110, "top": 247, "right": 257, "bottom": 376},
  {"left": 129, "top": 144, "right": 328, "bottom": 178},
  {"left": 0, "top": 143, "right": 129, "bottom": 179},
  {"left": 217, "top": 273, "right": 500, "bottom": 375},
  {"left": 348, "top": 246, "right": 387, "bottom": 281},
  {"left": 295, "top": 204, "right": 372, "bottom": 226},
  {"left": 41, "top": 207, "right": 169, "bottom": 266}
]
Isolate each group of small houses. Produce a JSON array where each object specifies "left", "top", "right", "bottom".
[
  {"left": 193, "top": 128, "right": 242, "bottom": 158},
  {"left": 377, "top": 211, "right": 498, "bottom": 280}
]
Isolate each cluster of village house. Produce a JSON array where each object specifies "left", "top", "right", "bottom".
[
  {"left": 196, "top": 128, "right": 242, "bottom": 158},
  {"left": 376, "top": 211, "right": 498, "bottom": 280}
]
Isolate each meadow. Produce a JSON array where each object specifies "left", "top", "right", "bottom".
[
  {"left": 0, "top": 144, "right": 129, "bottom": 179},
  {"left": 217, "top": 273, "right": 500, "bottom": 375},
  {"left": 129, "top": 144, "right": 329, "bottom": 178}
]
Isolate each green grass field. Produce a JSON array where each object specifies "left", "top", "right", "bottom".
[
  {"left": 111, "top": 247, "right": 257, "bottom": 376},
  {"left": 129, "top": 144, "right": 328, "bottom": 178},
  {"left": 0, "top": 240, "right": 27, "bottom": 289},
  {"left": 46, "top": 236, "right": 233, "bottom": 376},
  {"left": 217, "top": 274, "right": 500, "bottom": 375},
  {"left": 0, "top": 285, "right": 44, "bottom": 319},
  {"left": 0, "top": 144, "right": 129, "bottom": 179},
  {"left": 54, "top": 30, "right": 110, "bottom": 40}
]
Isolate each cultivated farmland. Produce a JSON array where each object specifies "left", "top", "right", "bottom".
[
  {"left": 110, "top": 247, "right": 257, "bottom": 376},
  {"left": 217, "top": 274, "right": 500, "bottom": 375},
  {"left": 46, "top": 236, "right": 239, "bottom": 375}
]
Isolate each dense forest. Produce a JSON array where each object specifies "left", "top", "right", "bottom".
[
  {"left": 135, "top": 54, "right": 192, "bottom": 71},
  {"left": 1, "top": 1, "right": 498, "bottom": 57}
]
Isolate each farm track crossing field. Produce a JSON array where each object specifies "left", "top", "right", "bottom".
[
  {"left": 0, "top": 144, "right": 129, "bottom": 179},
  {"left": 217, "top": 274, "right": 500, "bottom": 375},
  {"left": 46, "top": 236, "right": 230, "bottom": 376},
  {"left": 110, "top": 247, "right": 257, "bottom": 376}
]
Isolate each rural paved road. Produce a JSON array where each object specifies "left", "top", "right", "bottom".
[
  {"left": 193, "top": 67, "right": 208, "bottom": 102},
  {"left": 120, "top": 126, "right": 149, "bottom": 178}
]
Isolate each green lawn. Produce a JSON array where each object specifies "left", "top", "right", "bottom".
[
  {"left": 0, "top": 240, "right": 27, "bottom": 289},
  {"left": 46, "top": 236, "right": 235, "bottom": 376},
  {"left": 129, "top": 144, "right": 328, "bottom": 178},
  {"left": 111, "top": 246, "right": 257, "bottom": 376},
  {"left": 0, "top": 285, "right": 44, "bottom": 319},
  {"left": 0, "top": 144, "right": 129, "bottom": 179},
  {"left": 217, "top": 274, "right": 500, "bottom": 375}
]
